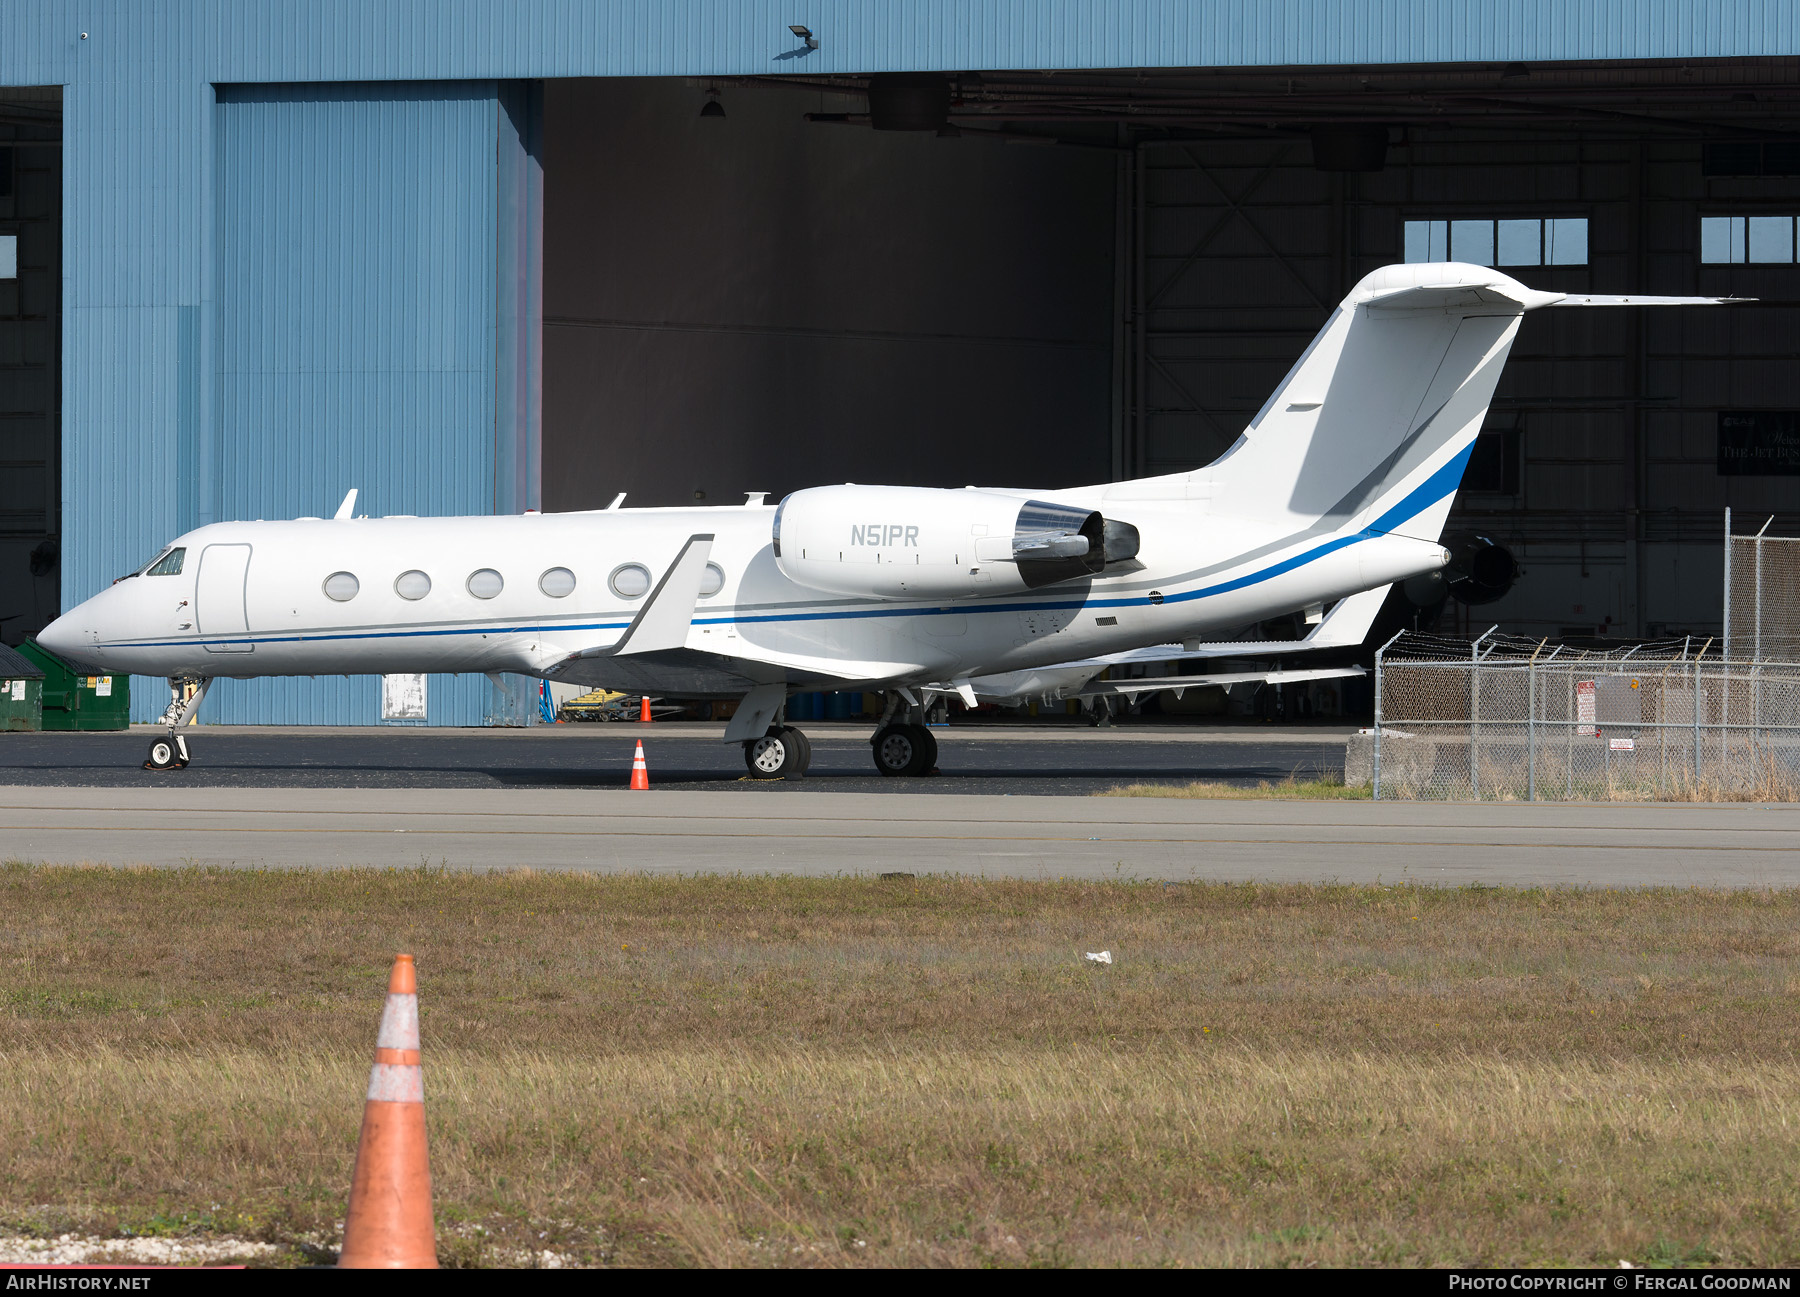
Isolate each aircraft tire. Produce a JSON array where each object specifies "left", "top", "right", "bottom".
[
  {"left": 871, "top": 724, "right": 930, "bottom": 778},
  {"left": 743, "top": 730, "right": 802, "bottom": 780},
  {"left": 913, "top": 724, "right": 938, "bottom": 774},
  {"left": 143, "top": 738, "right": 179, "bottom": 771},
  {"left": 782, "top": 726, "right": 813, "bottom": 774}
]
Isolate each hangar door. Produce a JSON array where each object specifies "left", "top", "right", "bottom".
[{"left": 203, "top": 81, "right": 541, "bottom": 725}]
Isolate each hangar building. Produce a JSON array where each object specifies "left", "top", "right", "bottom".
[{"left": 1, "top": 2, "right": 1797, "bottom": 724}]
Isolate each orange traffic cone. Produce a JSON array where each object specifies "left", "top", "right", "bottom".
[
  {"left": 338, "top": 954, "right": 437, "bottom": 1269},
  {"left": 630, "top": 740, "right": 650, "bottom": 790},
  {"left": 639, "top": 694, "right": 653, "bottom": 723}
]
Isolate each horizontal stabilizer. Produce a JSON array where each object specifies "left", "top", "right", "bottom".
[{"left": 1551, "top": 293, "right": 1751, "bottom": 307}]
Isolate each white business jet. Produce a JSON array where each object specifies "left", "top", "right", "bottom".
[{"left": 37, "top": 263, "right": 1732, "bottom": 776}]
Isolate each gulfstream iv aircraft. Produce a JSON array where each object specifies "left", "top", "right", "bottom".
[{"left": 39, "top": 263, "right": 1731, "bottom": 776}]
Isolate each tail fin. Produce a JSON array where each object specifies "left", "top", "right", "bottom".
[{"left": 1109, "top": 263, "right": 1734, "bottom": 545}]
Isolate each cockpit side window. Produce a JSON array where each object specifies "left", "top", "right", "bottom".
[{"left": 145, "top": 547, "right": 186, "bottom": 576}]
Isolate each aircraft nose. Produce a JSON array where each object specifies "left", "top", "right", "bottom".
[{"left": 34, "top": 610, "right": 85, "bottom": 661}]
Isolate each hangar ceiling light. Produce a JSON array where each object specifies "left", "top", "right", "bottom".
[{"left": 699, "top": 87, "right": 725, "bottom": 119}]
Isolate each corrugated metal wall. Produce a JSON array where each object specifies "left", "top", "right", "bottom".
[
  {"left": 7, "top": 1, "right": 1794, "bottom": 85},
  {"left": 205, "top": 82, "right": 503, "bottom": 725}
]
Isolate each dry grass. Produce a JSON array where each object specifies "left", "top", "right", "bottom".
[
  {"left": 1104, "top": 773, "right": 1370, "bottom": 800},
  {"left": 4, "top": 864, "right": 1800, "bottom": 1266}
]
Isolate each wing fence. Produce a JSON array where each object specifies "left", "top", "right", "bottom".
[{"left": 1358, "top": 632, "right": 1800, "bottom": 801}]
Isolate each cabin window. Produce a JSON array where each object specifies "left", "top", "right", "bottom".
[
  {"left": 467, "top": 568, "right": 504, "bottom": 600},
  {"left": 394, "top": 570, "right": 431, "bottom": 600},
  {"left": 145, "top": 547, "right": 186, "bottom": 576},
  {"left": 610, "top": 563, "right": 651, "bottom": 598},
  {"left": 698, "top": 563, "right": 725, "bottom": 597},
  {"left": 323, "top": 571, "right": 360, "bottom": 601},
  {"left": 539, "top": 567, "right": 576, "bottom": 598}
]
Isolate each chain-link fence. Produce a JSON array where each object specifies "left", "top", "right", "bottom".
[
  {"left": 1351, "top": 632, "right": 1800, "bottom": 801},
  {"left": 1724, "top": 510, "right": 1800, "bottom": 661}
]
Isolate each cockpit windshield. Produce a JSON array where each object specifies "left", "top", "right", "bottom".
[{"left": 144, "top": 547, "right": 186, "bottom": 576}]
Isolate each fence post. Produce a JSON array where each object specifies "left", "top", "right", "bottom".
[
  {"left": 1527, "top": 658, "right": 1537, "bottom": 801},
  {"left": 1722, "top": 507, "right": 1732, "bottom": 661},
  {"left": 1567, "top": 668, "right": 1575, "bottom": 799},
  {"left": 1694, "top": 654, "right": 1702, "bottom": 784},
  {"left": 1373, "top": 629, "right": 1403, "bottom": 802},
  {"left": 1470, "top": 626, "right": 1496, "bottom": 801}
]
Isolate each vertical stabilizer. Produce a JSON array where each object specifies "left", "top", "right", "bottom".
[{"left": 1204, "top": 264, "right": 1551, "bottom": 543}]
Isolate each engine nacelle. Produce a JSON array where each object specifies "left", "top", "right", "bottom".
[{"left": 772, "top": 485, "right": 1136, "bottom": 600}]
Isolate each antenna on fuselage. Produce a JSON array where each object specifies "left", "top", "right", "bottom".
[
  {"left": 606, "top": 493, "right": 626, "bottom": 510},
  {"left": 333, "top": 488, "right": 358, "bottom": 520}
]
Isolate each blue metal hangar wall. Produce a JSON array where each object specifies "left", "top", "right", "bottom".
[{"left": 0, "top": 3, "right": 1797, "bottom": 724}]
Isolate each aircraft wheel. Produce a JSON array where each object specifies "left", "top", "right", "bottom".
[
  {"left": 744, "top": 730, "right": 803, "bottom": 780},
  {"left": 871, "top": 723, "right": 930, "bottom": 777},
  {"left": 143, "top": 737, "right": 179, "bottom": 771}
]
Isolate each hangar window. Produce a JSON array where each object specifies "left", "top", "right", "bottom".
[
  {"left": 0, "top": 234, "right": 15, "bottom": 280},
  {"left": 610, "top": 563, "right": 651, "bottom": 599},
  {"left": 1701, "top": 215, "right": 1797, "bottom": 264},
  {"left": 467, "top": 568, "right": 504, "bottom": 599},
  {"left": 698, "top": 563, "right": 726, "bottom": 598},
  {"left": 394, "top": 570, "right": 431, "bottom": 600},
  {"left": 323, "top": 572, "right": 360, "bottom": 601},
  {"left": 145, "top": 547, "right": 185, "bottom": 576},
  {"left": 1404, "top": 218, "right": 1587, "bottom": 267},
  {"left": 539, "top": 566, "right": 576, "bottom": 598}
]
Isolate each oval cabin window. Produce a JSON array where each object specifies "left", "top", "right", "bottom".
[
  {"left": 467, "top": 568, "right": 504, "bottom": 600},
  {"left": 610, "top": 564, "right": 651, "bottom": 599},
  {"left": 395, "top": 570, "right": 431, "bottom": 600},
  {"left": 539, "top": 567, "right": 576, "bottom": 598},
  {"left": 323, "top": 572, "right": 360, "bottom": 602},
  {"left": 698, "top": 563, "right": 725, "bottom": 597}
]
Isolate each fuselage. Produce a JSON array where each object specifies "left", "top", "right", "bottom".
[{"left": 40, "top": 490, "right": 1447, "bottom": 697}]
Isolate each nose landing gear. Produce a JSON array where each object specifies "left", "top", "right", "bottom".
[
  {"left": 144, "top": 733, "right": 190, "bottom": 771},
  {"left": 144, "top": 675, "right": 211, "bottom": 772}
]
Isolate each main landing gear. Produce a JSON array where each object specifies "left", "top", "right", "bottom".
[
  {"left": 867, "top": 690, "right": 939, "bottom": 778},
  {"left": 737, "top": 689, "right": 942, "bottom": 780},
  {"left": 144, "top": 676, "right": 211, "bottom": 772},
  {"left": 870, "top": 722, "right": 936, "bottom": 777},
  {"left": 743, "top": 725, "right": 812, "bottom": 780}
]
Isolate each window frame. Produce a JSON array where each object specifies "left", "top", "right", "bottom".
[
  {"left": 1699, "top": 212, "right": 1800, "bottom": 266},
  {"left": 1402, "top": 214, "right": 1591, "bottom": 269}
]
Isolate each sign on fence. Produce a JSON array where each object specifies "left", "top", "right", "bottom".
[{"left": 1576, "top": 679, "right": 1596, "bottom": 736}]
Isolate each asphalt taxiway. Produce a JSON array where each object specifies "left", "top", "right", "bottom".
[
  {"left": 3, "top": 783, "right": 1796, "bottom": 887},
  {"left": 6, "top": 724, "right": 1794, "bottom": 885},
  {"left": 0, "top": 722, "right": 1348, "bottom": 794}
]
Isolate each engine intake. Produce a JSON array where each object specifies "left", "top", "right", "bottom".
[{"left": 772, "top": 485, "right": 1135, "bottom": 601}]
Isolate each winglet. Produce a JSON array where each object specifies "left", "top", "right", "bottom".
[{"left": 334, "top": 488, "right": 358, "bottom": 520}]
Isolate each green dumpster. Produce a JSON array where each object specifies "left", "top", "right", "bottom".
[
  {"left": 17, "top": 639, "right": 131, "bottom": 731},
  {"left": 0, "top": 643, "right": 45, "bottom": 732}
]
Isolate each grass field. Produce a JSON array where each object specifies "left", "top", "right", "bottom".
[{"left": 3, "top": 863, "right": 1798, "bottom": 1267}]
